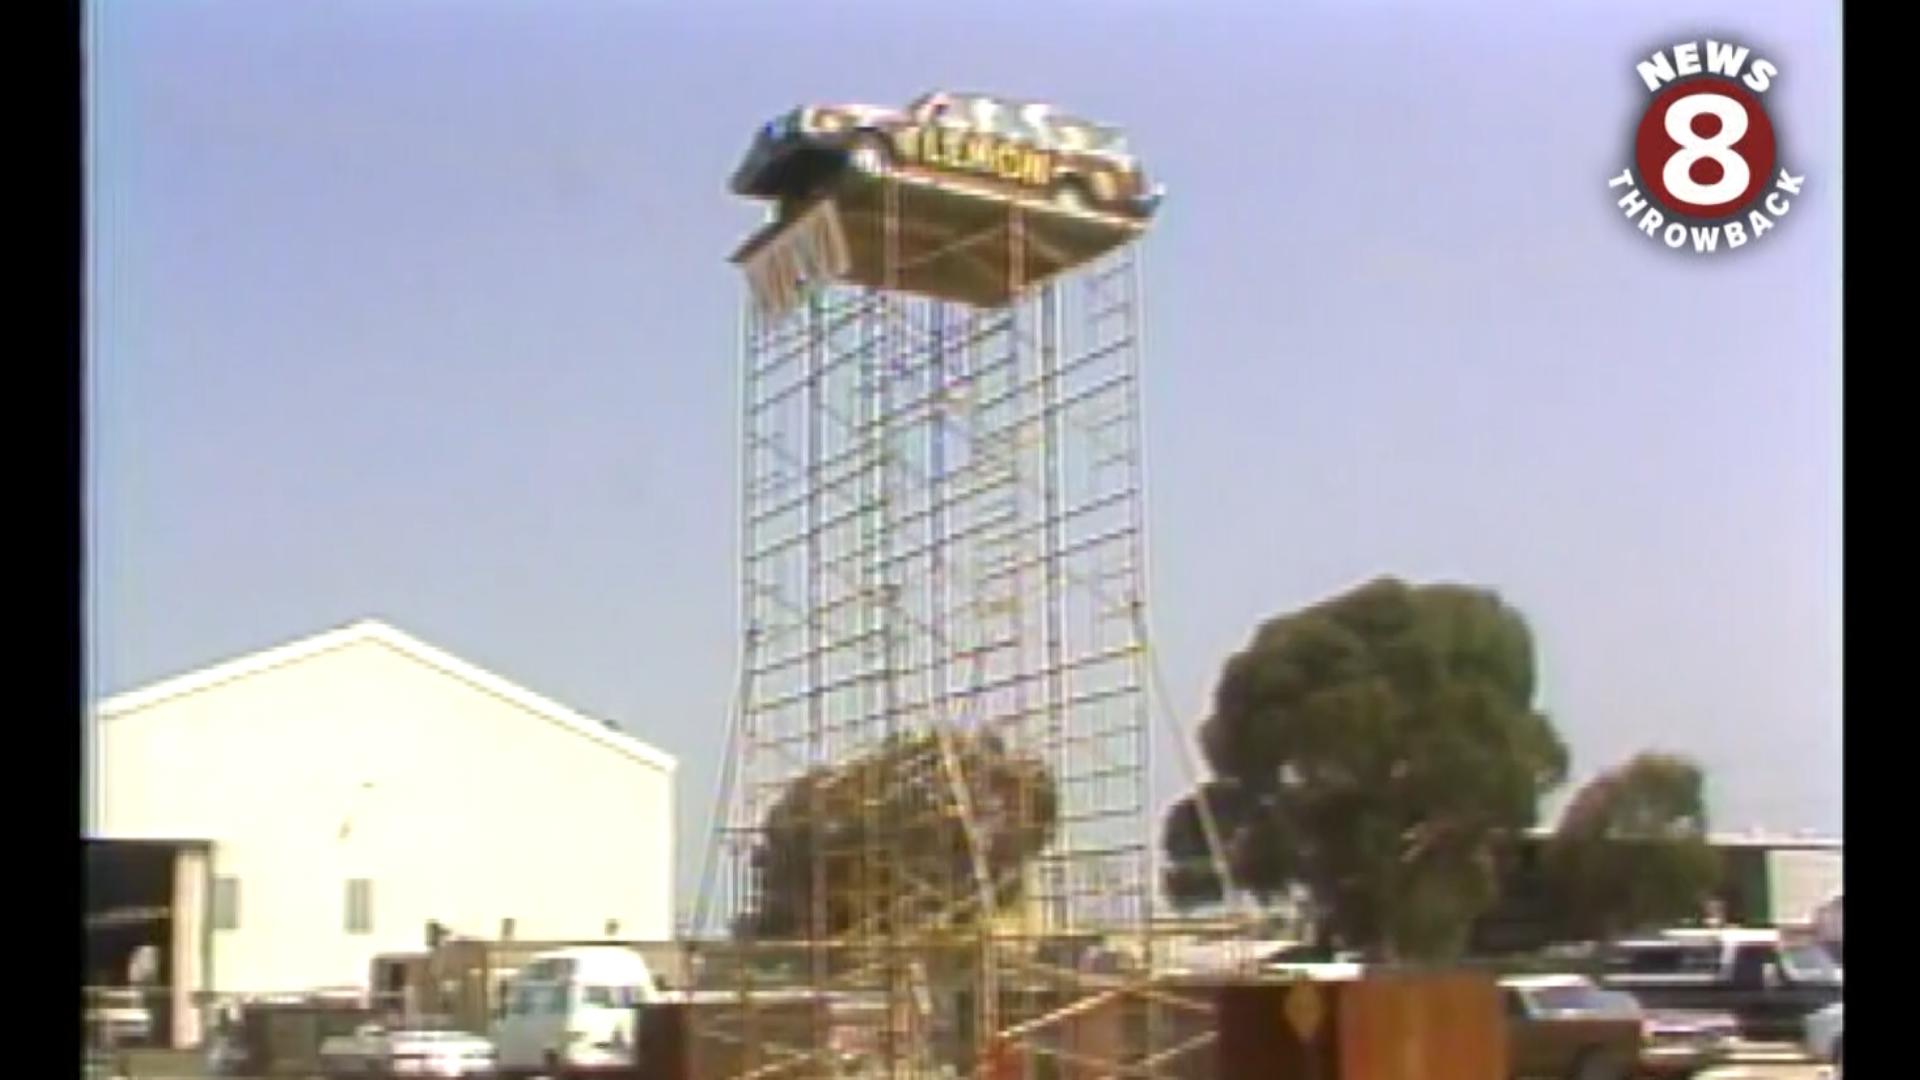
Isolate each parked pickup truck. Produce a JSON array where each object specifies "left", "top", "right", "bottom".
[
  {"left": 1598, "top": 927, "right": 1842, "bottom": 1042},
  {"left": 319, "top": 1020, "right": 497, "bottom": 1079}
]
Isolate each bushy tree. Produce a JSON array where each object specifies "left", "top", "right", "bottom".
[
  {"left": 1162, "top": 577, "right": 1569, "bottom": 961},
  {"left": 737, "top": 727, "right": 1059, "bottom": 941},
  {"left": 1544, "top": 752, "right": 1721, "bottom": 941}
]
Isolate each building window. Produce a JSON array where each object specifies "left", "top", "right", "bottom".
[
  {"left": 346, "top": 879, "right": 374, "bottom": 934},
  {"left": 212, "top": 877, "right": 241, "bottom": 931}
]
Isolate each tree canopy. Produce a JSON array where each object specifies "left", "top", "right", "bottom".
[
  {"left": 1543, "top": 751, "right": 1720, "bottom": 941},
  {"left": 1162, "top": 577, "right": 1569, "bottom": 961},
  {"left": 735, "top": 726, "right": 1059, "bottom": 941}
]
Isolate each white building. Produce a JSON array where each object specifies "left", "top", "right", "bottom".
[{"left": 90, "top": 619, "right": 676, "bottom": 1035}]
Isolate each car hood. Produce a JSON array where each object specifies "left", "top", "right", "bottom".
[{"left": 1642, "top": 1009, "right": 1739, "bottom": 1034}]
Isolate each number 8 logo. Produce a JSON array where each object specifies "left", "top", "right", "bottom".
[
  {"left": 1662, "top": 94, "right": 1750, "bottom": 206},
  {"left": 1634, "top": 79, "right": 1776, "bottom": 219}
]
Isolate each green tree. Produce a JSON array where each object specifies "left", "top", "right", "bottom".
[
  {"left": 1162, "top": 577, "right": 1569, "bottom": 961},
  {"left": 736, "top": 727, "right": 1059, "bottom": 941},
  {"left": 1544, "top": 752, "right": 1721, "bottom": 941}
]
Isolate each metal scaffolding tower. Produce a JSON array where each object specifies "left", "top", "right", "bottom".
[{"left": 695, "top": 174, "right": 1182, "bottom": 1078}]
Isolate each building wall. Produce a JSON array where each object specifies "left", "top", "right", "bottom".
[
  {"left": 1763, "top": 848, "right": 1843, "bottom": 927},
  {"left": 172, "top": 845, "right": 210, "bottom": 1046},
  {"left": 99, "top": 634, "right": 674, "bottom": 996}
]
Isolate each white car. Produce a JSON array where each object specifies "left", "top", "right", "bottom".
[
  {"left": 320, "top": 1020, "right": 497, "bottom": 1079},
  {"left": 1804, "top": 1002, "right": 1842, "bottom": 1074}
]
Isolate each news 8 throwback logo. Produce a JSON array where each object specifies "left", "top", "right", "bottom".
[{"left": 1608, "top": 39, "right": 1805, "bottom": 254}]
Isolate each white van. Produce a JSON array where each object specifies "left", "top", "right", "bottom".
[{"left": 492, "top": 947, "right": 662, "bottom": 1078}]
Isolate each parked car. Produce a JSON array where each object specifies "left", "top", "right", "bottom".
[
  {"left": 319, "top": 1018, "right": 496, "bottom": 1079},
  {"left": 1598, "top": 927, "right": 1842, "bottom": 1042},
  {"left": 1501, "top": 974, "right": 1641, "bottom": 1080},
  {"left": 1803, "top": 1001, "right": 1842, "bottom": 1075},
  {"left": 730, "top": 90, "right": 1164, "bottom": 222}
]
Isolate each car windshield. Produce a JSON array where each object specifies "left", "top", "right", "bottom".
[
  {"left": 1069, "top": 121, "right": 1130, "bottom": 156},
  {"left": 1782, "top": 943, "right": 1840, "bottom": 982},
  {"left": 525, "top": 958, "right": 577, "bottom": 982},
  {"left": 1529, "top": 983, "right": 1637, "bottom": 1017},
  {"left": 1590, "top": 990, "right": 1644, "bottom": 1017},
  {"left": 1039, "top": 113, "right": 1129, "bottom": 156},
  {"left": 582, "top": 985, "right": 642, "bottom": 1009}
]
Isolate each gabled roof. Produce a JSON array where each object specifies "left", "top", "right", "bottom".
[{"left": 96, "top": 619, "right": 676, "bottom": 774}]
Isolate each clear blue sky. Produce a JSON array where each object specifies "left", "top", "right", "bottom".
[{"left": 85, "top": 0, "right": 1842, "bottom": 908}]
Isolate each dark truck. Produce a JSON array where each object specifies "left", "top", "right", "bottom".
[{"left": 1597, "top": 928, "right": 1842, "bottom": 1043}]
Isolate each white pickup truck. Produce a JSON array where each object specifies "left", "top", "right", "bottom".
[{"left": 319, "top": 1020, "right": 497, "bottom": 1079}]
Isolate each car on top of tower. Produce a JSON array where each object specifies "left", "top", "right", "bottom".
[{"left": 729, "top": 90, "right": 1164, "bottom": 222}]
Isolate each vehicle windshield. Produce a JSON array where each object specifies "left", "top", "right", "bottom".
[
  {"left": 1038, "top": 114, "right": 1130, "bottom": 156},
  {"left": 506, "top": 982, "right": 569, "bottom": 1016},
  {"left": 581, "top": 985, "right": 644, "bottom": 1009},
  {"left": 1781, "top": 943, "right": 1841, "bottom": 982},
  {"left": 1590, "top": 989, "right": 1644, "bottom": 1017},
  {"left": 1528, "top": 983, "right": 1638, "bottom": 1017},
  {"left": 525, "top": 958, "right": 577, "bottom": 982},
  {"left": 1071, "top": 122, "right": 1130, "bottom": 156}
]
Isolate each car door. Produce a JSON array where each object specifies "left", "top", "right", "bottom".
[
  {"left": 1737, "top": 942, "right": 1835, "bottom": 1041},
  {"left": 493, "top": 982, "right": 539, "bottom": 1073},
  {"left": 1728, "top": 942, "right": 1787, "bottom": 1037}
]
